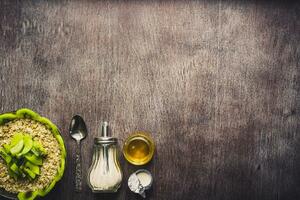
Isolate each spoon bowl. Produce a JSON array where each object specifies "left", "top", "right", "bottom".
[{"left": 70, "top": 115, "right": 88, "bottom": 141}]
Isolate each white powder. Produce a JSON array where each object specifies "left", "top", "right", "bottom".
[
  {"left": 88, "top": 147, "right": 122, "bottom": 191},
  {"left": 128, "top": 170, "right": 152, "bottom": 198},
  {"left": 128, "top": 173, "right": 144, "bottom": 194},
  {"left": 136, "top": 172, "right": 152, "bottom": 187}
]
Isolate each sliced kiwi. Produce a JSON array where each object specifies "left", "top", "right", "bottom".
[{"left": 10, "top": 140, "right": 24, "bottom": 156}]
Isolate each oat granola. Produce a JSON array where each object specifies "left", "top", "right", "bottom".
[{"left": 0, "top": 118, "right": 61, "bottom": 193}]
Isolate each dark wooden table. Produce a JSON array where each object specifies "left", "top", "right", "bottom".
[{"left": 0, "top": 0, "right": 300, "bottom": 200}]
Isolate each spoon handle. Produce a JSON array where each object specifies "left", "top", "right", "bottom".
[{"left": 75, "top": 141, "right": 82, "bottom": 192}]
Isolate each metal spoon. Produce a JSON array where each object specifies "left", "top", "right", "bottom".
[{"left": 69, "top": 115, "right": 88, "bottom": 192}]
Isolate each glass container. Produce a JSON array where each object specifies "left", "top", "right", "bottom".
[
  {"left": 123, "top": 131, "right": 155, "bottom": 165},
  {"left": 87, "top": 122, "right": 123, "bottom": 192}
]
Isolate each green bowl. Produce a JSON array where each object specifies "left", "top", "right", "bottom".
[{"left": 0, "top": 108, "right": 66, "bottom": 200}]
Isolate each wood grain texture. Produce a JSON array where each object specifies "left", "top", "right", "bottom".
[{"left": 0, "top": 0, "right": 300, "bottom": 200}]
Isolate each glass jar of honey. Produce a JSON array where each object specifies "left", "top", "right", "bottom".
[{"left": 123, "top": 131, "right": 155, "bottom": 165}]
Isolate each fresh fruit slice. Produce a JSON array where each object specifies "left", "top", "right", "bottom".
[
  {"left": 18, "top": 166, "right": 27, "bottom": 178},
  {"left": 10, "top": 140, "right": 24, "bottom": 155},
  {"left": 8, "top": 168, "right": 18, "bottom": 181},
  {"left": 0, "top": 148, "right": 12, "bottom": 164},
  {"left": 23, "top": 168, "right": 36, "bottom": 179},
  {"left": 30, "top": 147, "right": 40, "bottom": 157},
  {"left": 10, "top": 163, "right": 20, "bottom": 175},
  {"left": 3, "top": 144, "right": 10, "bottom": 153},
  {"left": 25, "top": 153, "right": 42, "bottom": 166},
  {"left": 17, "top": 135, "right": 33, "bottom": 157},
  {"left": 2, "top": 133, "right": 45, "bottom": 180},
  {"left": 10, "top": 132, "right": 24, "bottom": 147},
  {"left": 32, "top": 141, "right": 47, "bottom": 156},
  {"left": 25, "top": 161, "right": 40, "bottom": 175}
]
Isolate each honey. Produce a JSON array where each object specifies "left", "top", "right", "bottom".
[{"left": 123, "top": 131, "right": 155, "bottom": 165}]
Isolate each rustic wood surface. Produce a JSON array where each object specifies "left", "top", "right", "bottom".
[{"left": 0, "top": 0, "right": 300, "bottom": 200}]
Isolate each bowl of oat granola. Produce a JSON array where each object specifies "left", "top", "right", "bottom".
[{"left": 0, "top": 108, "right": 66, "bottom": 200}]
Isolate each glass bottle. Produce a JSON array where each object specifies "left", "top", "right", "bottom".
[{"left": 87, "top": 122, "right": 123, "bottom": 192}]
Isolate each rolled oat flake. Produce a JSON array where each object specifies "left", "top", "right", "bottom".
[{"left": 128, "top": 169, "right": 153, "bottom": 198}]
